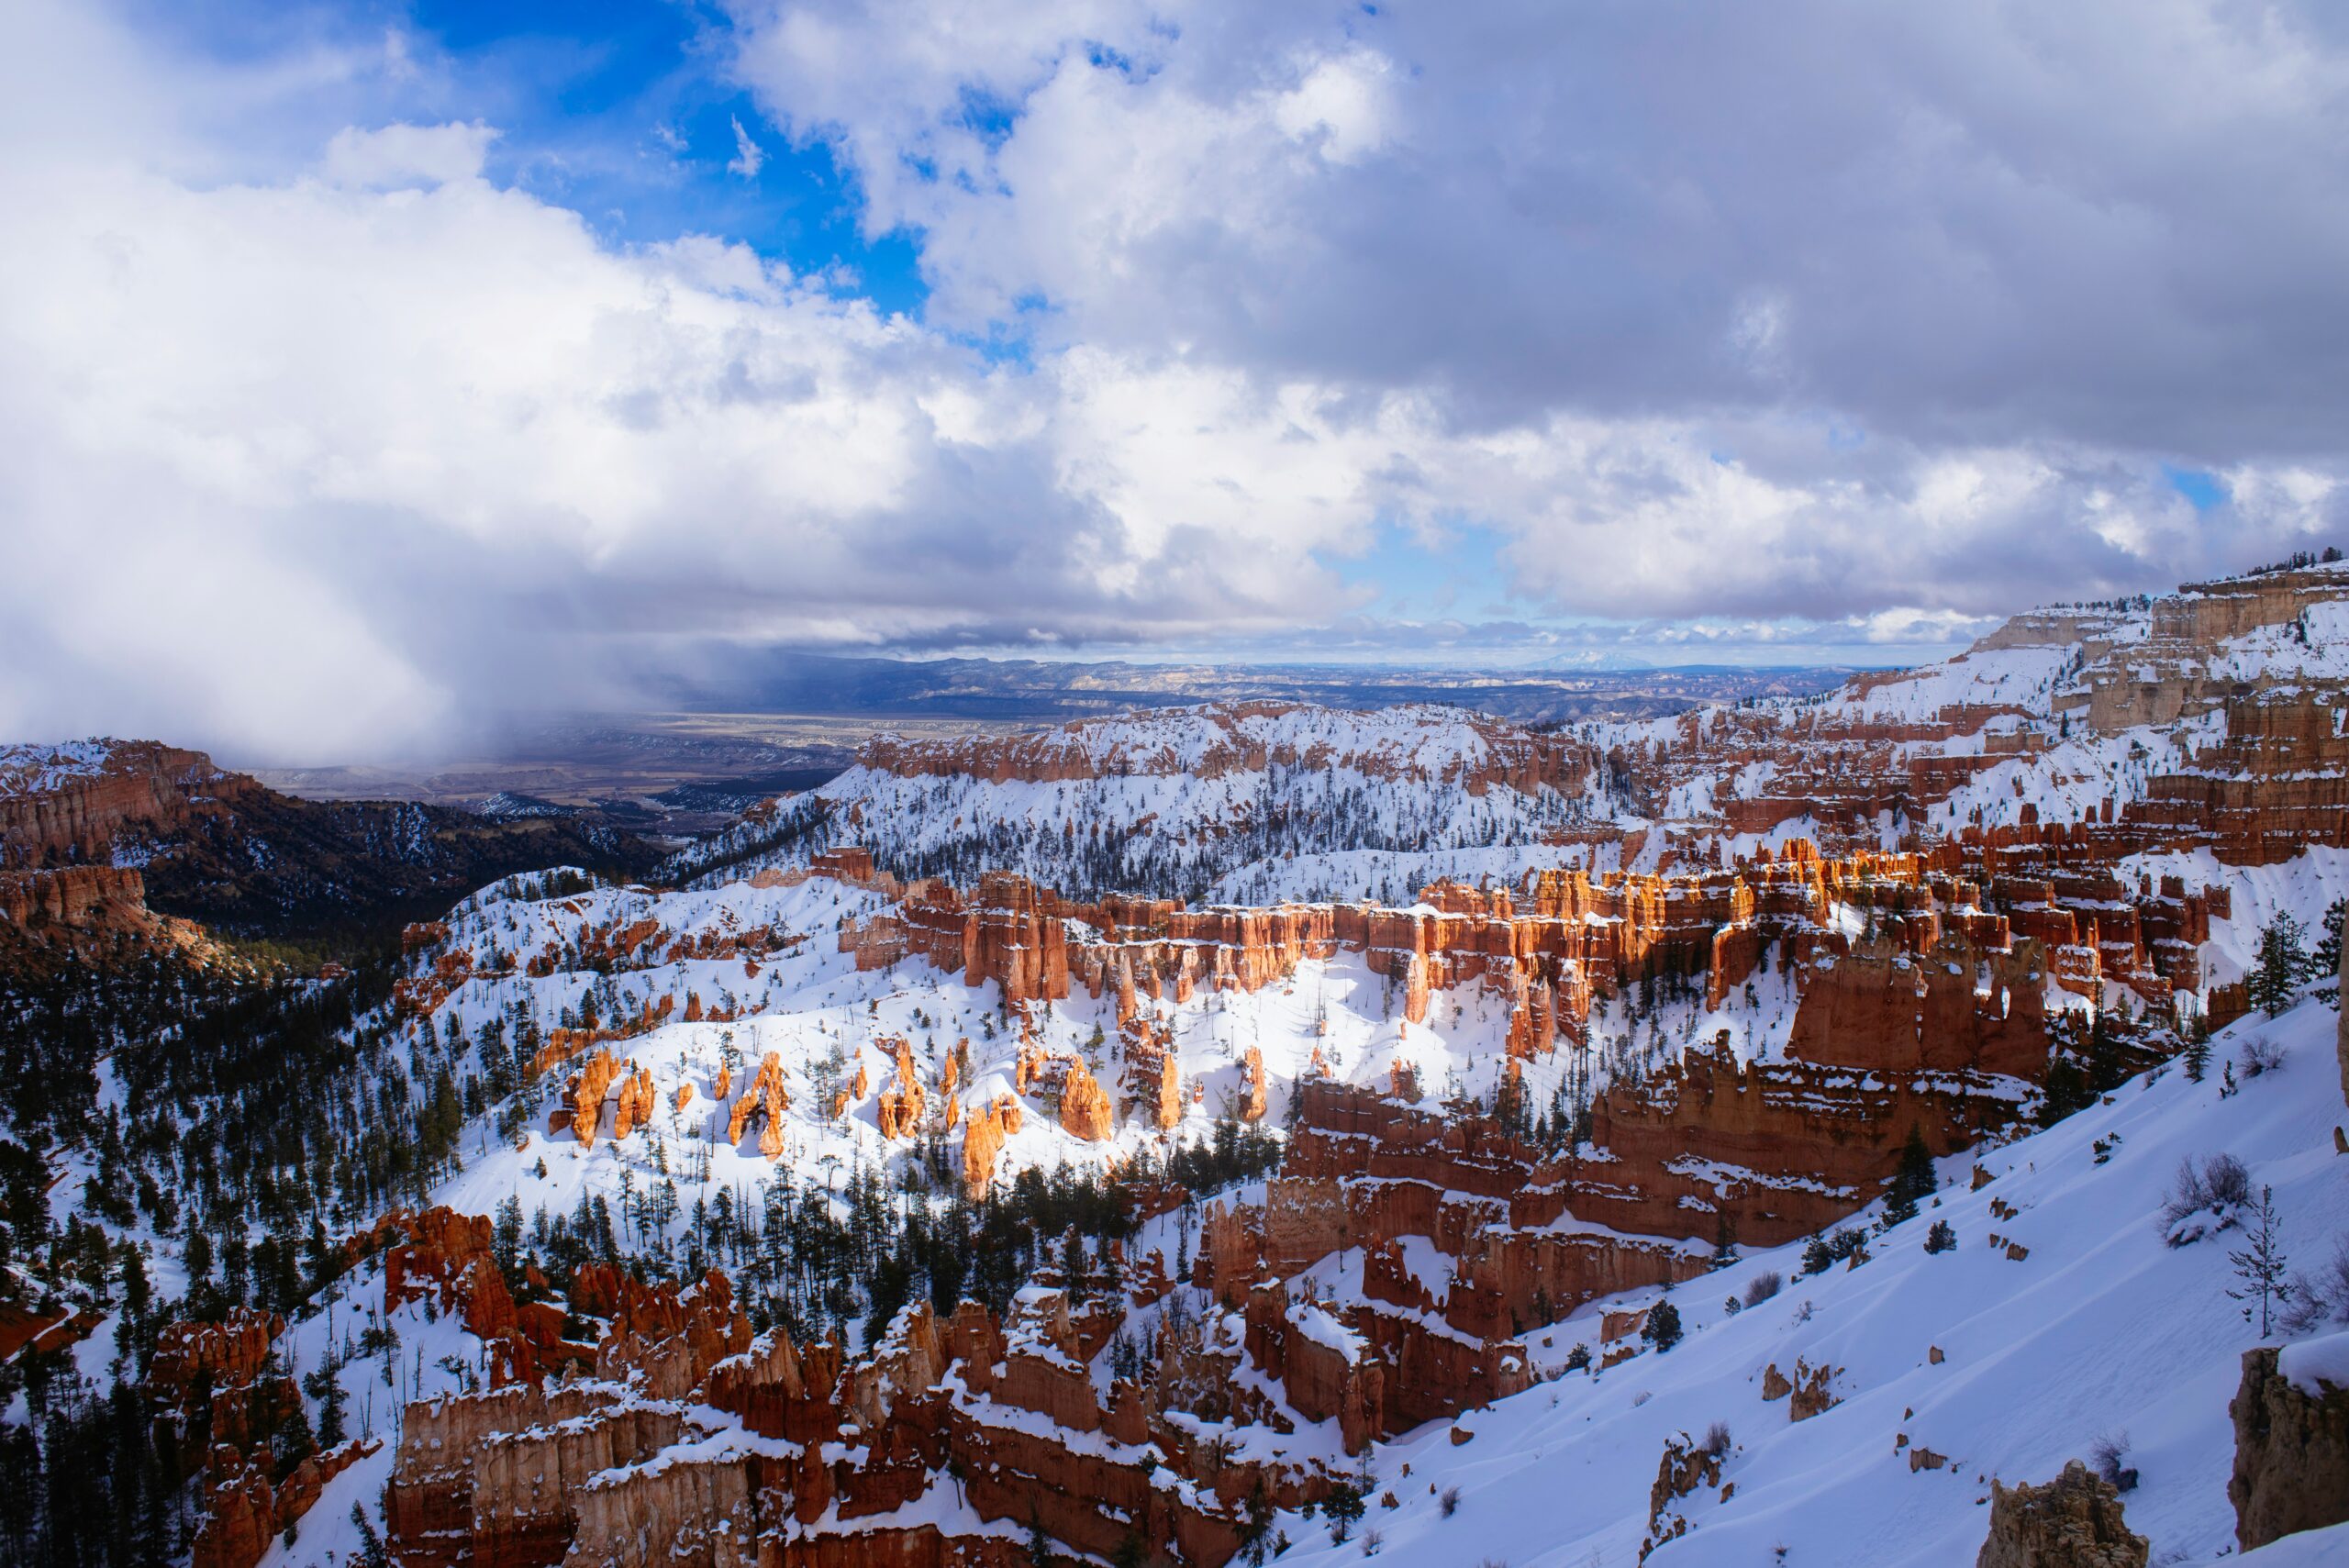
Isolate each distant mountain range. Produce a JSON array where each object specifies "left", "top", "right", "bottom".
[{"left": 647, "top": 650, "right": 1855, "bottom": 726}]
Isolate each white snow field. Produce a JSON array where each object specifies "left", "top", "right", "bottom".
[{"left": 1264, "top": 992, "right": 2349, "bottom": 1568}]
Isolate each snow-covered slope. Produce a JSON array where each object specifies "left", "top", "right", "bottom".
[
  {"left": 675, "top": 702, "right": 1612, "bottom": 903},
  {"left": 1267, "top": 992, "right": 2349, "bottom": 1568},
  {"left": 408, "top": 868, "right": 1549, "bottom": 1247}
]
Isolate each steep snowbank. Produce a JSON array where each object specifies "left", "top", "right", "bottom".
[{"left": 1270, "top": 994, "right": 2349, "bottom": 1568}]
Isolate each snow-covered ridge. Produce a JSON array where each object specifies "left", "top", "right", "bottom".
[
  {"left": 857, "top": 700, "right": 1583, "bottom": 784},
  {"left": 1273, "top": 989, "right": 2349, "bottom": 1568},
  {"left": 0, "top": 739, "right": 126, "bottom": 796}
]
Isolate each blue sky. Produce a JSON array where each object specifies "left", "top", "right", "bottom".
[
  {"left": 133, "top": 0, "right": 929, "bottom": 312},
  {"left": 5, "top": 0, "right": 2343, "bottom": 753}
]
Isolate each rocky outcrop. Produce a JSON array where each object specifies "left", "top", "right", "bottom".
[
  {"left": 147, "top": 1307, "right": 293, "bottom": 1465},
  {"left": 143, "top": 1303, "right": 384, "bottom": 1568},
  {"left": 385, "top": 1263, "right": 1288, "bottom": 1568},
  {"left": 727, "top": 1051, "right": 790, "bottom": 1158},
  {"left": 1786, "top": 933, "right": 2054, "bottom": 1080},
  {"left": 1759, "top": 1359, "right": 1842, "bottom": 1422},
  {"left": 611, "top": 1064, "right": 657, "bottom": 1140},
  {"left": 876, "top": 1037, "right": 927, "bottom": 1140},
  {"left": 1059, "top": 1059, "right": 1114, "bottom": 1141},
  {"left": 0, "top": 740, "right": 215, "bottom": 866},
  {"left": 1976, "top": 1460, "right": 2147, "bottom": 1568},
  {"left": 1642, "top": 1432, "right": 1725, "bottom": 1562},
  {"left": 193, "top": 1436, "right": 378, "bottom": 1568},
  {"left": 2337, "top": 927, "right": 2349, "bottom": 1118},
  {"left": 2, "top": 739, "right": 656, "bottom": 949},
  {"left": 570, "top": 1051, "right": 623, "bottom": 1146},
  {"left": 1240, "top": 1045, "right": 1269, "bottom": 1121},
  {"left": 2230, "top": 1341, "right": 2349, "bottom": 1550},
  {"left": 962, "top": 1094, "right": 1022, "bottom": 1197}
]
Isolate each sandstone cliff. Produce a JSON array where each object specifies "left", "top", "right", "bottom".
[
  {"left": 2230, "top": 1340, "right": 2349, "bottom": 1551},
  {"left": 1976, "top": 1461, "right": 2147, "bottom": 1568}
]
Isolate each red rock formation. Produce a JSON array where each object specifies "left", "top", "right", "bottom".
[
  {"left": 962, "top": 1094, "right": 1022, "bottom": 1197},
  {"left": 145, "top": 1303, "right": 385, "bottom": 1568},
  {"left": 569, "top": 1051, "right": 622, "bottom": 1146},
  {"left": 1059, "top": 1059, "right": 1114, "bottom": 1140},
  {"left": 147, "top": 1307, "right": 291, "bottom": 1465},
  {"left": 0, "top": 740, "right": 219, "bottom": 866},
  {"left": 1785, "top": 933, "right": 2054, "bottom": 1079},
  {"left": 384, "top": 1264, "right": 1282, "bottom": 1568},
  {"left": 0, "top": 863, "right": 216, "bottom": 972},
  {"left": 877, "top": 1037, "right": 928, "bottom": 1139},
  {"left": 1240, "top": 1045, "right": 1268, "bottom": 1121},
  {"left": 726, "top": 1051, "right": 791, "bottom": 1158},
  {"left": 611, "top": 1065, "right": 656, "bottom": 1140},
  {"left": 193, "top": 1437, "right": 379, "bottom": 1568}
]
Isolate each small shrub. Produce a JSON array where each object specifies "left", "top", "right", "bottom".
[
  {"left": 2088, "top": 1430, "right": 2136, "bottom": 1494},
  {"left": 2161, "top": 1152, "right": 2252, "bottom": 1246},
  {"left": 2239, "top": 1036, "right": 2286, "bottom": 1079},
  {"left": 1362, "top": 1528, "right": 1383, "bottom": 1558},
  {"left": 2205, "top": 1153, "right": 2254, "bottom": 1208},
  {"left": 1742, "top": 1271, "right": 1782, "bottom": 1307},
  {"left": 1924, "top": 1219, "right": 1957, "bottom": 1254},
  {"left": 2279, "top": 1235, "right": 2349, "bottom": 1334},
  {"left": 1439, "top": 1485, "right": 1461, "bottom": 1518},
  {"left": 1701, "top": 1421, "right": 1731, "bottom": 1457},
  {"left": 1563, "top": 1341, "right": 1591, "bottom": 1373}
]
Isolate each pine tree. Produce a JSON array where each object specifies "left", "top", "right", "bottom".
[
  {"left": 2226, "top": 1184, "right": 2290, "bottom": 1337},
  {"left": 2249, "top": 913, "right": 2308, "bottom": 1018},
  {"left": 1924, "top": 1219, "right": 1957, "bottom": 1254},
  {"left": 2038, "top": 1057, "right": 2091, "bottom": 1127},
  {"left": 1643, "top": 1298, "right": 1684, "bottom": 1352},
  {"left": 1886, "top": 1125, "right": 1934, "bottom": 1226},
  {"left": 2181, "top": 1020, "right": 2211, "bottom": 1083},
  {"left": 351, "top": 1503, "right": 390, "bottom": 1568},
  {"left": 494, "top": 1195, "right": 522, "bottom": 1278},
  {"left": 2313, "top": 899, "right": 2345, "bottom": 984},
  {"left": 1321, "top": 1479, "right": 1366, "bottom": 1543}
]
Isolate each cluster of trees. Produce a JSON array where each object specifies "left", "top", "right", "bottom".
[
  {"left": 0, "top": 928, "right": 549, "bottom": 1562},
  {"left": 2248, "top": 902, "right": 2343, "bottom": 1018},
  {"left": 2243, "top": 545, "right": 2344, "bottom": 576},
  {"left": 500, "top": 1115, "right": 1281, "bottom": 1351}
]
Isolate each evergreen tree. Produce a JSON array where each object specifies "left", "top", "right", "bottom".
[
  {"left": 494, "top": 1195, "right": 522, "bottom": 1278},
  {"left": 351, "top": 1503, "right": 390, "bottom": 1568},
  {"left": 1320, "top": 1480, "right": 1366, "bottom": 1543},
  {"left": 2313, "top": 898, "right": 2345, "bottom": 984},
  {"left": 1924, "top": 1219, "right": 1957, "bottom": 1254},
  {"left": 2226, "top": 1185, "right": 2290, "bottom": 1337},
  {"left": 1885, "top": 1125, "right": 1934, "bottom": 1226},
  {"left": 1643, "top": 1298, "right": 1684, "bottom": 1352},
  {"left": 317, "top": 1362, "right": 348, "bottom": 1449},
  {"left": 2038, "top": 1057, "right": 2092, "bottom": 1127},
  {"left": 2181, "top": 1020, "right": 2211, "bottom": 1083},
  {"left": 2249, "top": 913, "right": 2309, "bottom": 1018}
]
